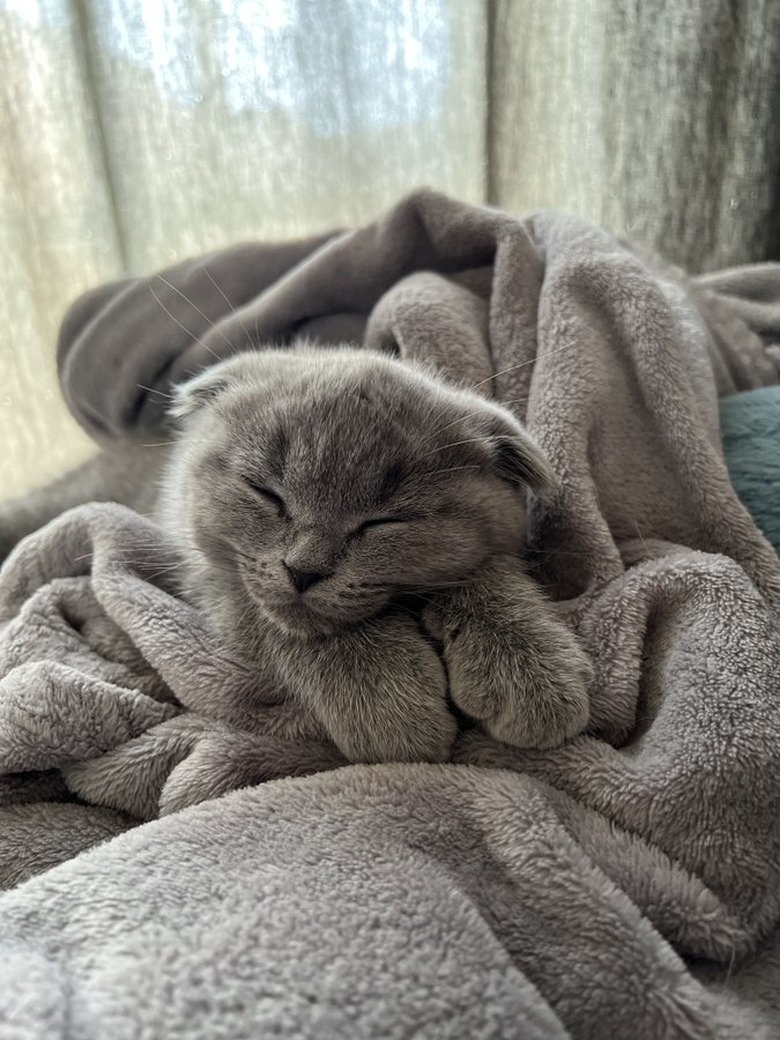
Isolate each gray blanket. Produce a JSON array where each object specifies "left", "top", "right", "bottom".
[{"left": 3, "top": 191, "right": 780, "bottom": 1038}]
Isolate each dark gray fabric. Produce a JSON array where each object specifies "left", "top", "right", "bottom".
[
  {"left": 57, "top": 231, "right": 342, "bottom": 439},
  {"left": 3, "top": 191, "right": 780, "bottom": 1037}
]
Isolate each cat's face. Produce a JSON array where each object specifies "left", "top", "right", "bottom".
[{"left": 163, "top": 348, "right": 553, "bottom": 640}]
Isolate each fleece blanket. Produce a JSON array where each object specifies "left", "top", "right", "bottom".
[{"left": 3, "top": 190, "right": 780, "bottom": 1038}]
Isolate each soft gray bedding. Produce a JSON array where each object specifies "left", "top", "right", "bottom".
[{"left": 2, "top": 191, "right": 780, "bottom": 1038}]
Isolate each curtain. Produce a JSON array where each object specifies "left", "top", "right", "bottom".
[{"left": 2, "top": 0, "right": 778, "bottom": 498}]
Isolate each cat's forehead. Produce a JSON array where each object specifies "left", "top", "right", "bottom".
[
  {"left": 281, "top": 392, "right": 412, "bottom": 481},
  {"left": 226, "top": 366, "right": 429, "bottom": 451},
  {"left": 205, "top": 350, "right": 498, "bottom": 486},
  {"left": 215, "top": 382, "right": 408, "bottom": 495}
]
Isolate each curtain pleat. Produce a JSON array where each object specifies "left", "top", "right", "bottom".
[{"left": 489, "top": 0, "right": 780, "bottom": 272}]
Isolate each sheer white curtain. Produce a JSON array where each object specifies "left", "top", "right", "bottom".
[
  {"left": 1, "top": 0, "right": 489, "bottom": 496},
  {"left": 2, "top": 0, "right": 778, "bottom": 497}
]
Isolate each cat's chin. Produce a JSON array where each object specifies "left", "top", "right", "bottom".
[{"left": 258, "top": 599, "right": 359, "bottom": 640}]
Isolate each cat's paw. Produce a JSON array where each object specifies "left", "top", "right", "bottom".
[
  {"left": 428, "top": 605, "right": 592, "bottom": 750},
  {"left": 282, "top": 615, "right": 457, "bottom": 765},
  {"left": 343, "top": 617, "right": 456, "bottom": 763},
  {"left": 483, "top": 632, "right": 592, "bottom": 749}
]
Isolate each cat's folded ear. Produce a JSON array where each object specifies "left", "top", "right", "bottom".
[
  {"left": 168, "top": 356, "right": 250, "bottom": 421},
  {"left": 475, "top": 403, "right": 557, "bottom": 498},
  {"left": 168, "top": 350, "right": 301, "bottom": 421}
]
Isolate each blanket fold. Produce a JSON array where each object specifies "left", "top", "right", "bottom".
[{"left": 4, "top": 189, "right": 780, "bottom": 1038}]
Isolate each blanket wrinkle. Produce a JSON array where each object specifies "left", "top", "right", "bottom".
[{"left": 3, "top": 189, "right": 780, "bottom": 1038}]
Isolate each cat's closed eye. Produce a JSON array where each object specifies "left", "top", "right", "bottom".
[
  {"left": 243, "top": 478, "right": 286, "bottom": 517},
  {"left": 354, "top": 516, "right": 412, "bottom": 535}
]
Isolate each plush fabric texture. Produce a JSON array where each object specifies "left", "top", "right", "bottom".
[
  {"left": 721, "top": 387, "right": 780, "bottom": 554},
  {"left": 3, "top": 190, "right": 780, "bottom": 1038}
]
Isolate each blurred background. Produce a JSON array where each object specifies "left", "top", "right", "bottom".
[{"left": 2, "top": 0, "right": 779, "bottom": 496}]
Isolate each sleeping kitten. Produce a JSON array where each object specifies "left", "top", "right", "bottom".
[{"left": 160, "top": 347, "right": 592, "bottom": 762}]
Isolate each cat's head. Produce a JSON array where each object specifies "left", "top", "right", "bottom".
[{"left": 162, "top": 348, "right": 554, "bottom": 640}]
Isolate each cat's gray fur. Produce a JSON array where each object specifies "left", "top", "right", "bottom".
[
  {"left": 159, "top": 347, "right": 592, "bottom": 762},
  {"left": 0, "top": 347, "right": 592, "bottom": 763}
]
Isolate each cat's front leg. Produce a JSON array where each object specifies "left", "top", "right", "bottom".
[
  {"left": 274, "top": 614, "right": 456, "bottom": 764},
  {"left": 423, "top": 555, "right": 592, "bottom": 749}
]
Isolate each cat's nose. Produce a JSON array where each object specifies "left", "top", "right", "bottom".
[{"left": 284, "top": 564, "right": 328, "bottom": 593}]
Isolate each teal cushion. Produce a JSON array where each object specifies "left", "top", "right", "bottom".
[{"left": 720, "top": 387, "right": 780, "bottom": 555}]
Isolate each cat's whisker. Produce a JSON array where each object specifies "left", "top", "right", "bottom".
[
  {"left": 411, "top": 579, "right": 474, "bottom": 593},
  {"left": 136, "top": 383, "right": 175, "bottom": 401},
  {"left": 203, "top": 266, "right": 253, "bottom": 345},
  {"left": 421, "top": 396, "right": 531, "bottom": 443},
  {"left": 149, "top": 285, "right": 222, "bottom": 363},
  {"left": 136, "top": 560, "right": 181, "bottom": 572},
  {"left": 468, "top": 340, "right": 573, "bottom": 393},
  {"left": 144, "top": 564, "right": 187, "bottom": 582},
  {"left": 103, "top": 542, "right": 180, "bottom": 551},
  {"left": 75, "top": 544, "right": 251, "bottom": 581},
  {"left": 469, "top": 359, "right": 534, "bottom": 392},
  {"left": 234, "top": 601, "right": 259, "bottom": 634},
  {"left": 155, "top": 275, "right": 237, "bottom": 354},
  {"left": 114, "top": 552, "right": 182, "bottom": 563},
  {"left": 426, "top": 465, "right": 482, "bottom": 477},
  {"left": 419, "top": 437, "right": 490, "bottom": 460},
  {"left": 104, "top": 556, "right": 177, "bottom": 566},
  {"left": 119, "top": 541, "right": 182, "bottom": 551},
  {"left": 154, "top": 539, "right": 252, "bottom": 571},
  {"left": 95, "top": 548, "right": 180, "bottom": 567},
  {"left": 227, "top": 547, "right": 260, "bottom": 566},
  {"left": 387, "top": 601, "right": 424, "bottom": 624}
]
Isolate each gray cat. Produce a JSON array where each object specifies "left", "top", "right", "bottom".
[
  {"left": 0, "top": 346, "right": 592, "bottom": 763},
  {"left": 159, "top": 347, "right": 592, "bottom": 762}
]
